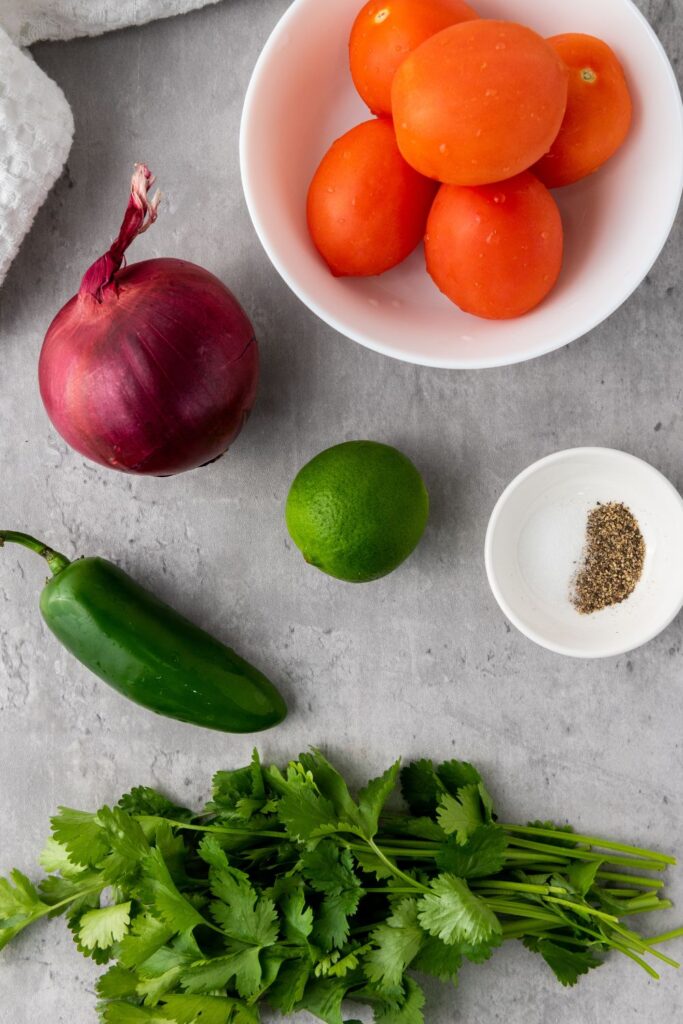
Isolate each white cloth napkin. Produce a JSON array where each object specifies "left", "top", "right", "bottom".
[{"left": 0, "top": 1, "right": 221, "bottom": 287}]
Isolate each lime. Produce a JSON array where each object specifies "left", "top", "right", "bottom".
[{"left": 285, "top": 440, "right": 429, "bottom": 583}]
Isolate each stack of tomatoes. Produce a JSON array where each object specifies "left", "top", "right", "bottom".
[{"left": 307, "top": 0, "right": 633, "bottom": 321}]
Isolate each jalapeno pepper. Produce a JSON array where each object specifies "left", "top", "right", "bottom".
[{"left": 0, "top": 531, "right": 287, "bottom": 733}]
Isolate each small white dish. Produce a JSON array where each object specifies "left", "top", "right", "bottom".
[
  {"left": 485, "top": 448, "right": 683, "bottom": 658},
  {"left": 240, "top": 0, "right": 683, "bottom": 369}
]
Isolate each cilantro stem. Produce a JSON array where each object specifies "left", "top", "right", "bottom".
[
  {"left": 507, "top": 837, "right": 667, "bottom": 871},
  {"left": 596, "top": 871, "right": 664, "bottom": 889},
  {"left": 618, "top": 900, "right": 673, "bottom": 916},
  {"left": 365, "top": 839, "right": 430, "bottom": 894},
  {"left": 608, "top": 923, "right": 680, "bottom": 969},
  {"left": 471, "top": 881, "right": 566, "bottom": 896},
  {"left": 501, "top": 825, "right": 676, "bottom": 865},
  {"left": 369, "top": 846, "right": 439, "bottom": 859},
  {"left": 142, "top": 817, "right": 285, "bottom": 840},
  {"left": 646, "top": 927, "right": 683, "bottom": 946},
  {"left": 608, "top": 940, "right": 660, "bottom": 979},
  {"left": 601, "top": 888, "right": 654, "bottom": 898},
  {"left": 482, "top": 901, "right": 564, "bottom": 923},
  {"left": 500, "top": 920, "right": 564, "bottom": 939},
  {"left": 365, "top": 887, "right": 417, "bottom": 895},
  {"left": 541, "top": 896, "right": 618, "bottom": 924}
]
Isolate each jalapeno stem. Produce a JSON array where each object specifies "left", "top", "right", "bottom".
[{"left": 0, "top": 531, "right": 71, "bottom": 575}]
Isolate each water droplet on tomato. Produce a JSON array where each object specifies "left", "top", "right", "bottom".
[
  {"left": 374, "top": 8, "right": 390, "bottom": 24},
  {"left": 439, "top": 143, "right": 448, "bottom": 154},
  {"left": 493, "top": 193, "right": 506, "bottom": 204},
  {"left": 495, "top": 41, "right": 506, "bottom": 50},
  {"left": 485, "top": 88, "right": 498, "bottom": 98}
]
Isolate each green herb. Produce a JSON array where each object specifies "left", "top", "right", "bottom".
[{"left": 1, "top": 751, "right": 681, "bottom": 1023}]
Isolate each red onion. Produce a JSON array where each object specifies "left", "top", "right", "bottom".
[{"left": 39, "top": 165, "right": 259, "bottom": 476}]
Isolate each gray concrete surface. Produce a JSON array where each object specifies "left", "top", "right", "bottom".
[{"left": 0, "top": 0, "right": 682, "bottom": 1020}]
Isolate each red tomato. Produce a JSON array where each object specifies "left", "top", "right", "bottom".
[
  {"left": 307, "top": 118, "right": 437, "bottom": 277},
  {"left": 425, "top": 171, "right": 564, "bottom": 319},
  {"left": 349, "top": 0, "right": 478, "bottom": 116},
  {"left": 392, "top": 20, "right": 568, "bottom": 185},
  {"left": 533, "top": 34, "right": 633, "bottom": 188}
]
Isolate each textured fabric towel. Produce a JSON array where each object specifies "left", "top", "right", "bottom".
[{"left": 0, "top": 0, "right": 221, "bottom": 287}]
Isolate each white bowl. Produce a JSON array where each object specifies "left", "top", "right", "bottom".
[
  {"left": 240, "top": 0, "right": 683, "bottom": 369},
  {"left": 485, "top": 448, "right": 683, "bottom": 658}
]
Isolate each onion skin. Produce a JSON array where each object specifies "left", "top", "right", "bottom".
[{"left": 39, "top": 166, "right": 259, "bottom": 476}]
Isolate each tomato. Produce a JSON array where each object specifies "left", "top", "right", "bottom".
[
  {"left": 425, "top": 171, "right": 563, "bottom": 319},
  {"left": 533, "top": 34, "right": 633, "bottom": 188},
  {"left": 307, "top": 118, "right": 437, "bottom": 278},
  {"left": 349, "top": 0, "right": 478, "bottom": 116},
  {"left": 392, "top": 20, "right": 568, "bottom": 186}
]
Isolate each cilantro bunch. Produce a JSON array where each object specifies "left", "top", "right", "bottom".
[{"left": 1, "top": 751, "right": 681, "bottom": 1024}]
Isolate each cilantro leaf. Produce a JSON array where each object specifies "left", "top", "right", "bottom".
[
  {"left": 136, "top": 935, "right": 201, "bottom": 1006},
  {"left": 357, "top": 761, "right": 401, "bottom": 839},
  {"left": 98, "top": 807, "right": 150, "bottom": 882},
  {"left": 411, "top": 936, "right": 461, "bottom": 983},
  {"left": 435, "top": 826, "right": 507, "bottom": 878},
  {"left": 279, "top": 888, "right": 314, "bottom": 944},
  {"left": 314, "top": 888, "right": 362, "bottom": 951},
  {"left": 436, "top": 760, "right": 481, "bottom": 793},
  {"left": 0, "top": 870, "right": 49, "bottom": 950},
  {"left": 352, "top": 847, "right": 395, "bottom": 881},
  {"left": 118, "top": 787, "right": 193, "bottom": 823},
  {"left": 267, "top": 958, "right": 310, "bottom": 1014},
  {"left": 523, "top": 937, "right": 603, "bottom": 986},
  {"left": 51, "top": 808, "right": 112, "bottom": 867},
  {"left": 180, "top": 948, "right": 263, "bottom": 1000},
  {"left": 374, "top": 977, "right": 425, "bottom": 1024},
  {"left": 210, "top": 752, "right": 266, "bottom": 822},
  {"left": 138, "top": 849, "right": 206, "bottom": 935},
  {"left": 302, "top": 842, "right": 362, "bottom": 950},
  {"left": 418, "top": 875, "right": 501, "bottom": 946},
  {"left": 364, "top": 899, "right": 424, "bottom": 991},
  {"left": 381, "top": 817, "right": 445, "bottom": 843},
  {"left": 100, "top": 1006, "right": 166, "bottom": 1023},
  {"left": 299, "top": 750, "right": 362, "bottom": 828},
  {"left": 266, "top": 765, "right": 339, "bottom": 843},
  {"left": 96, "top": 963, "right": 140, "bottom": 999},
  {"left": 206, "top": 859, "right": 278, "bottom": 947},
  {"left": 159, "top": 993, "right": 257, "bottom": 1024},
  {"left": 303, "top": 842, "right": 359, "bottom": 897},
  {"left": 466, "top": 935, "right": 504, "bottom": 964},
  {"left": 567, "top": 859, "right": 602, "bottom": 897},
  {"left": 39, "top": 837, "right": 83, "bottom": 878},
  {"left": 296, "top": 975, "right": 351, "bottom": 1024},
  {"left": 79, "top": 902, "right": 132, "bottom": 951},
  {"left": 436, "top": 786, "right": 483, "bottom": 845},
  {"left": 321, "top": 945, "right": 369, "bottom": 978},
  {"left": 400, "top": 761, "right": 443, "bottom": 817},
  {"left": 119, "top": 914, "right": 175, "bottom": 970}
]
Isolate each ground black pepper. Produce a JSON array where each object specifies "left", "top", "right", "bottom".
[{"left": 572, "top": 502, "right": 645, "bottom": 615}]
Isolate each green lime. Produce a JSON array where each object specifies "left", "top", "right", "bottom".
[{"left": 285, "top": 440, "right": 429, "bottom": 583}]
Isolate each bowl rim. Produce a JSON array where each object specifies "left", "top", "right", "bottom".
[
  {"left": 240, "top": 0, "right": 683, "bottom": 369},
  {"left": 484, "top": 446, "right": 683, "bottom": 658}
]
